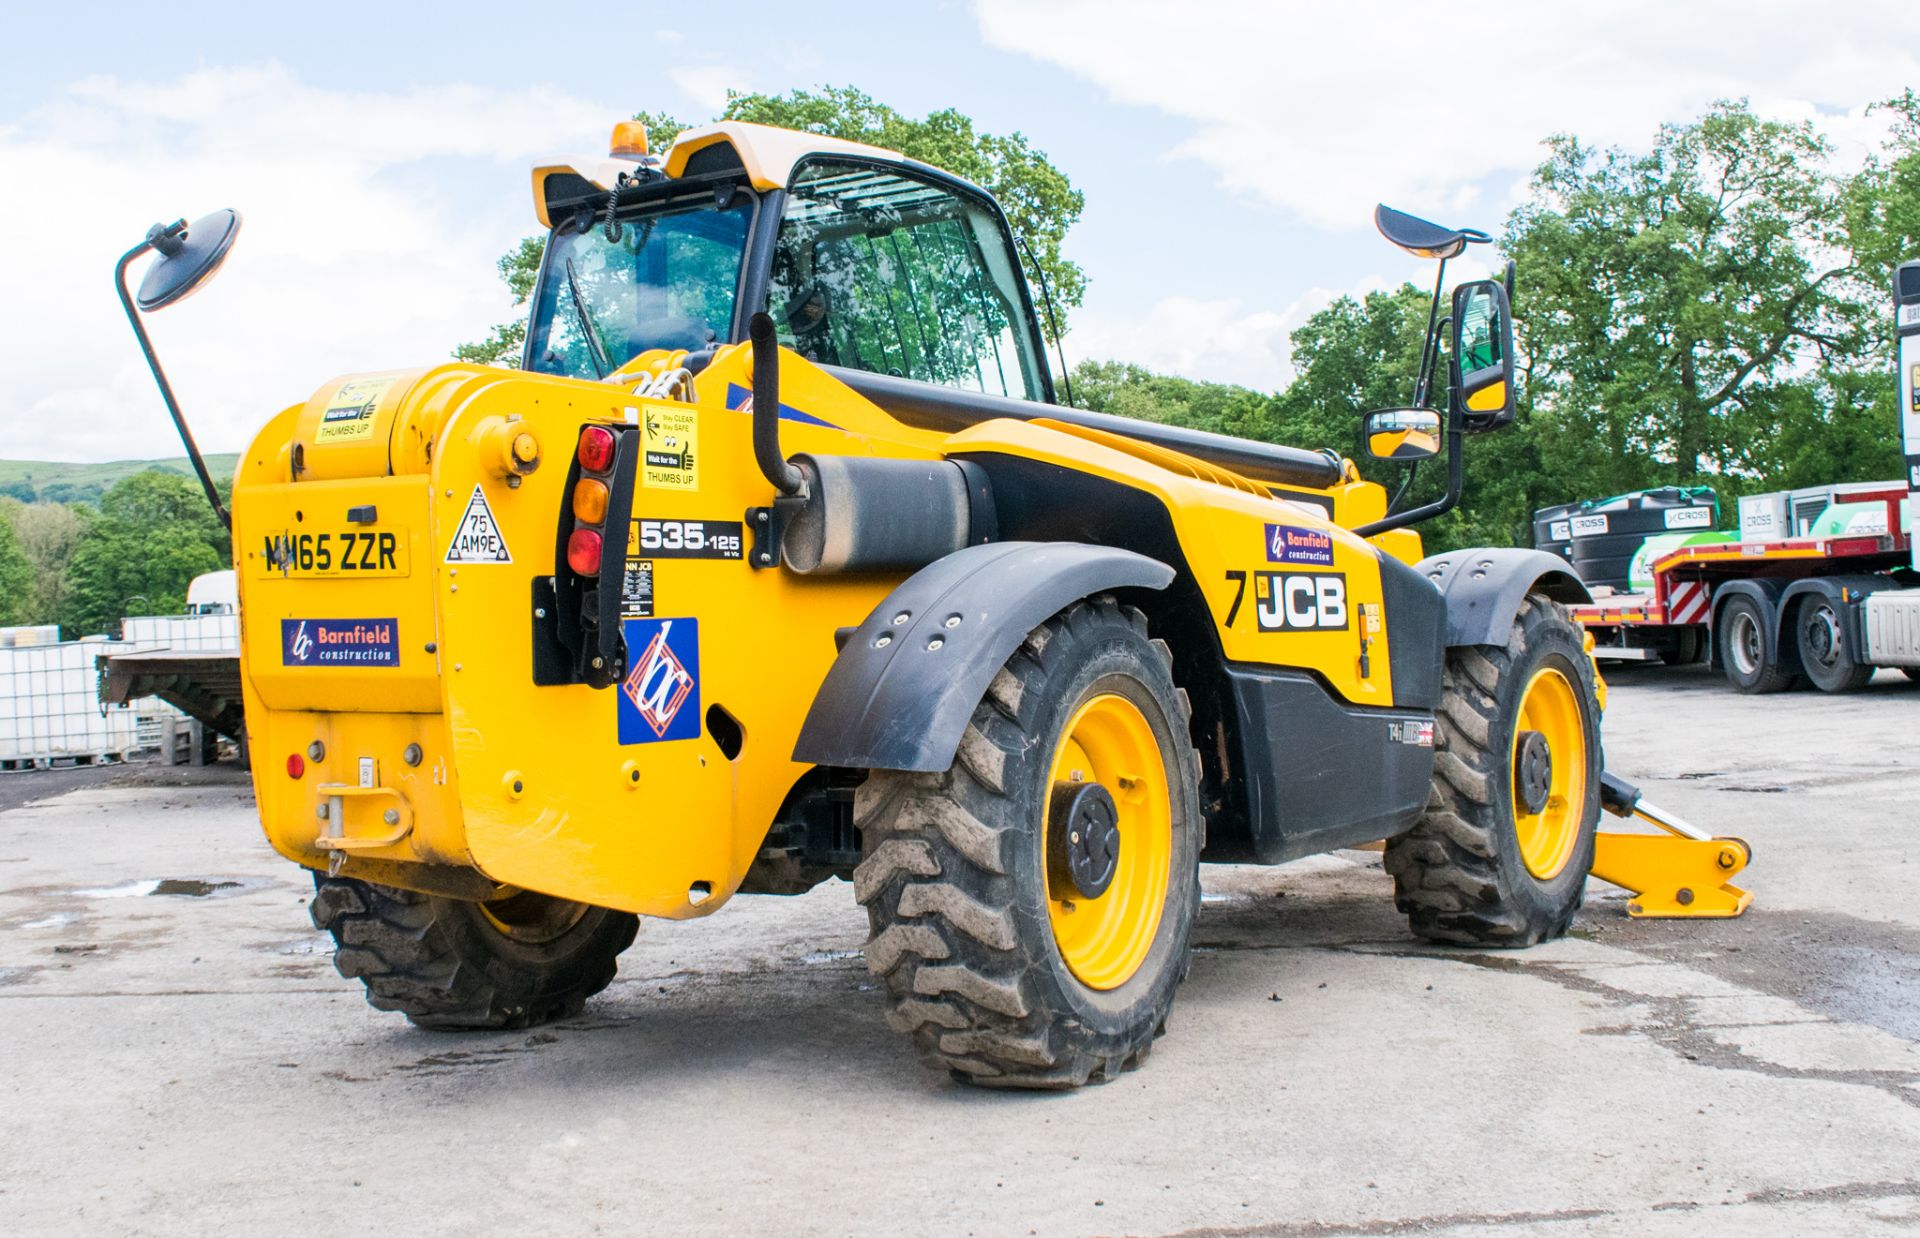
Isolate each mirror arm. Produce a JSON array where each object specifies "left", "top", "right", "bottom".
[
  {"left": 115, "top": 231, "right": 231, "bottom": 531},
  {"left": 1410, "top": 256, "right": 1449, "bottom": 408},
  {"left": 1353, "top": 405, "right": 1464, "bottom": 539},
  {"left": 1385, "top": 458, "right": 1418, "bottom": 515}
]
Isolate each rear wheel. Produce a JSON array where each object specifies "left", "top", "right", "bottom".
[
  {"left": 854, "top": 597, "right": 1201, "bottom": 1088},
  {"left": 310, "top": 875, "right": 637, "bottom": 1029},
  {"left": 1386, "top": 595, "right": 1602, "bottom": 946},
  {"left": 1794, "top": 596, "right": 1873, "bottom": 693},
  {"left": 1657, "top": 626, "right": 1704, "bottom": 666},
  {"left": 1715, "top": 595, "right": 1798, "bottom": 694}
]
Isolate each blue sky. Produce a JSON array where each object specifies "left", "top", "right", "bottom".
[{"left": 5, "top": 0, "right": 1919, "bottom": 460}]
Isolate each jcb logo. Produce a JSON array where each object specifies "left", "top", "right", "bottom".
[{"left": 1255, "top": 572, "right": 1348, "bottom": 632}]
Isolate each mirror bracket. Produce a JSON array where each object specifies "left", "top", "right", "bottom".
[{"left": 115, "top": 209, "right": 244, "bottom": 530}]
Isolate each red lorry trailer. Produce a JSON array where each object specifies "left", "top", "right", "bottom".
[
  {"left": 1569, "top": 484, "right": 1917, "bottom": 693},
  {"left": 1569, "top": 259, "right": 1920, "bottom": 695}
]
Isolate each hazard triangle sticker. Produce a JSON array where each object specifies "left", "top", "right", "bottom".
[{"left": 444, "top": 485, "right": 512, "bottom": 564}]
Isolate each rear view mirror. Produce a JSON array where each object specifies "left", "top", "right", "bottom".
[
  {"left": 1363, "top": 408, "right": 1442, "bottom": 461},
  {"left": 135, "top": 209, "right": 242, "bottom": 311},
  {"left": 1451, "top": 279, "right": 1514, "bottom": 431}
]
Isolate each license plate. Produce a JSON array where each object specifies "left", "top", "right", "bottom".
[{"left": 262, "top": 529, "right": 409, "bottom": 577}]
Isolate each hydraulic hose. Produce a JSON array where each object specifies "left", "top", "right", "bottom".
[{"left": 749, "top": 312, "right": 804, "bottom": 495}]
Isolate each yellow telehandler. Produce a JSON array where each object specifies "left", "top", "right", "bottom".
[{"left": 113, "top": 120, "right": 1750, "bottom": 1087}]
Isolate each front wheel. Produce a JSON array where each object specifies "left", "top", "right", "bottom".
[
  {"left": 1386, "top": 594, "right": 1603, "bottom": 946},
  {"left": 853, "top": 597, "right": 1201, "bottom": 1088},
  {"left": 310, "top": 876, "right": 638, "bottom": 1029}
]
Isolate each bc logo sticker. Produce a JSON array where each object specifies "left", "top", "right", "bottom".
[
  {"left": 281, "top": 618, "right": 399, "bottom": 667},
  {"left": 314, "top": 378, "right": 394, "bottom": 445},
  {"left": 1264, "top": 523, "right": 1334, "bottom": 566},
  {"left": 619, "top": 617, "right": 700, "bottom": 743}
]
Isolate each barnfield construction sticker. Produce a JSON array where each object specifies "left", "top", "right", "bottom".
[
  {"left": 445, "top": 486, "right": 512, "bottom": 563},
  {"left": 643, "top": 407, "right": 698, "bottom": 489},
  {"left": 314, "top": 378, "right": 395, "bottom": 444}
]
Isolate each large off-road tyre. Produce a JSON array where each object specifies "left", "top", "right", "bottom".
[
  {"left": 1793, "top": 596, "right": 1874, "bottom": 693},
  {"left": 1386, "top": 594, "right": 1603, "bottom": 946},
  {"left": 310, "top": 875, "right": 638, "bottom": 1029},
  {"left": 1716, "top": 595, "right": 1799, "bottom": 694},
  {"left": 853, "top": 597, "right": 1202, "bottom": 1089}
]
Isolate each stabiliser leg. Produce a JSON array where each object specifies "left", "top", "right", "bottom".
[{"left": 1589, "top": 772, "right": 1752, "bottom": 918}]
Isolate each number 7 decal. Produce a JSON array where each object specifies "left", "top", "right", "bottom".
[{"left": 1224, "top": 570, "right": 1247, "bottom": 627}]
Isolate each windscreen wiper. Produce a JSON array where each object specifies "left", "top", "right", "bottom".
[{"left": 563, "top": 256, "right": 612, "bottom": 378}]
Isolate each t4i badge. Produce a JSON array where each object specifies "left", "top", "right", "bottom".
[{"left": 618, "top": 617, "right": 700, "bottom": 743}]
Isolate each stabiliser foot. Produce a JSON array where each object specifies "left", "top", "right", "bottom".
[{"left": 1589, "top": 772, "right": 1752, "bottom": 918}]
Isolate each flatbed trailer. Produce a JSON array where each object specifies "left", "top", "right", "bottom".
[{"left": 1569, "top": 484, "right": 1920, "bottom": 693}]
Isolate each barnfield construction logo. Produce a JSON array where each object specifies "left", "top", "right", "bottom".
[
  {"left": 280, "top": 618, "right": 399, "bottom": 667},
  {"left": 1265, "top": 523, "right": 1335, "bottom": 567}
]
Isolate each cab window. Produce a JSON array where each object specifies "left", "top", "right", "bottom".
[{"left": 769, "top": 159, "right": 1046, "bottom": 401}]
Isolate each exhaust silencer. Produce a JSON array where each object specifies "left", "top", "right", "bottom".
[{"left": 781, "top": 453, "right": 992, "bottom": 575}]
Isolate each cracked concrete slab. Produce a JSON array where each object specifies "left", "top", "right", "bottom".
[{"left": 1, "top": 666, "right": 1917, "bottom": 1235}]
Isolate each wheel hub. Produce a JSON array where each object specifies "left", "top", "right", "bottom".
[
  {"left": 1514, "top": 729, "right": 1553, "bottom": 817},
  {"left": 1048, "top": 780, "right": 1121, "bottom": 899},
  {"left": 1805, "top": 607, "right": 1841, "bottom": 666}
]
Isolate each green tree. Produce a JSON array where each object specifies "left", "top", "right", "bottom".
[
  {"left": 459, "top": 88, "right": 1085, "bottom": 365},
  {"left": 0, "top": 500, "right": 92, "bottom": 625},
  {"left": 1071, "top": 360, "right": 1282, "bottom": 442},
  {"left": 58, "top": 471, "right": 226, "bottom": 637},
  {"left": 0, "top": 507, "right": 33, "bottom": 627},
  {"left": 1504, "top": 100, "right": 1879, "bottom": 499}
]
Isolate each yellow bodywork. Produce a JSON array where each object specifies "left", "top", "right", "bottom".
[{"left": 235, "top": 345, "right": 1420, "bottom": 919}]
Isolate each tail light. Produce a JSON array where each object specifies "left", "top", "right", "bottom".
[
  {"left": 566, "top": 528, "right": 603, "bottom": 575},
  {"left": 538, "top": 423, "right": 638, "bottom": 690},
  {"left": 571, "top": 477, "right": 609, "bottom": 524},
  {"left": 577, "top": 426, "right": 616, "bottom": 473}
]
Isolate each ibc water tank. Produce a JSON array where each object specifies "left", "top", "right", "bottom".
[
  {"left": 1531, "top": 502, "right": 1582, "bottom": 567},
  {"left": 1567, "top": 487, "right": 1719, "bottom": 590}
]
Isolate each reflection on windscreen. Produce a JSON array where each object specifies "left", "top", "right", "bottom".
[
  {"left": 528, "top": 198, "right": 752, "bottom": 379},
  {"left": 769, "top": 161, "right": 1044, "bottom": 401}
]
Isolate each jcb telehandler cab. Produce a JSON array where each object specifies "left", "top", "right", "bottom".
[{"left": 116, "top": 120, "right": 1749, "bottom": 1088}]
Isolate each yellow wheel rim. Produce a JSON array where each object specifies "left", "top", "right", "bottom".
[
  {"left": 1510, "top": 667, "right": 1587, "bottom": 880},
  {"left": 477, "top": 889, "right": 589, "bottom": 944},
  {"left": 1044, "top": 692, "right": 1173, "bottom": 990}
]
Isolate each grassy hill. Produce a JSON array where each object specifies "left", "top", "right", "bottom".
[{"left": 0, "top": 455, "right": 241, "bottom": 505}]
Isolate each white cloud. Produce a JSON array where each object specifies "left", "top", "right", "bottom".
[
  {"left": 974, "top": 1, "right": 1920, "bottom": 231},
  {"left": 1066, "top": 245, "right": 1516, "bottom": 393},
  {"left": 668, "top": 66, "right": 746, "bottom": 114},
  {"left": 1066, "top": 284, "right": 1373, "bottom": 392},
  {"left": 0, "top": 65, "right": 613, "bottom": 461}
]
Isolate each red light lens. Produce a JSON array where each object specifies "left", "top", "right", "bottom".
[
  {"left": 286, "top": 753, "right": 305, "bottom": 779},
  {"left": 577, "top": 426, "right": 616, "bottom": 473},
  {"left": 567, "top": 527, "right": 604, "bottom": 575}
]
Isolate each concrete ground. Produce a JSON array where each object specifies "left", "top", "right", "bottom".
[{"left": 1, "top": 666, "right": 1916, "bottom": 1236}]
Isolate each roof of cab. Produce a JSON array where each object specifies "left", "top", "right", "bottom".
[{"left": 530, "top": 121, "right": 909, "bottom": 228}]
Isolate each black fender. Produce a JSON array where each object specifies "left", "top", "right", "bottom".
[
  {"left": 1416, "top": 547, "right": 1591, "bottom": 647},
  {"left": 792, "top": 541, "right": 1175, "bottom": 772},
  {"left": 1707, "top": 578, "right": 1792, "bottom": 673}
]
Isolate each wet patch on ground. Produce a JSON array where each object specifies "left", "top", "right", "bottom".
[
  {"left": 1576, "top": 907, "right": 1920, "bottom": 1043},
  {"left": 9, "top": 874, "right": 275, "bottom": 902}
]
